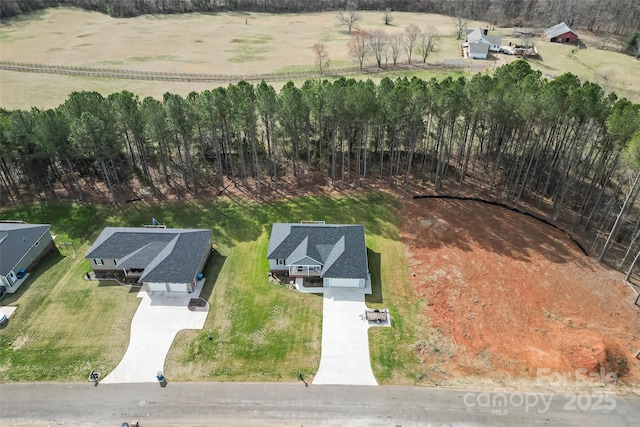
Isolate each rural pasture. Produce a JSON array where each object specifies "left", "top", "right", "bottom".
[{"left": 1, "top": 8, "right": 639, "bottom": 110}]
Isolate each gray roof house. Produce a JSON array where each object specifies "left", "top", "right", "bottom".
[
  {"left": 464, "top": 27, "right": 502, "bottom": 58},
  {"left": 85, "top": 227, "right": 213, "bottom": 292},
  {"left": 267, "top": 223, "right": 369, "bottom": 289},
  {"left": 0, "top": 222, "right": 55, "bottom": 290}
]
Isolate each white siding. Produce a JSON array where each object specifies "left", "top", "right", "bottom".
[
  {"left": 469, "top": 51, "right": 488, "bottom": 59},
  {"left": 269, "top": 259, "right": 287, "bottom": 271}
]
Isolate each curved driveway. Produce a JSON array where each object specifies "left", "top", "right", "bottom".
[{"left": 101, "top": 289, "right": 207, "bottom": 384}]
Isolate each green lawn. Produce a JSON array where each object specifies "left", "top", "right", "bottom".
[{"left": 0, "top": 192, "right": 423, "bottom": 383}]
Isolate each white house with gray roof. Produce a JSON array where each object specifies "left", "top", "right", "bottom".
[
  {"left": 267, "top": 223, "right": 369, "bottom": 288},
  {"left": 85, "top": 227, "right": 213, "bottom": 292},
  {"left": 0, "top": 222, "right": 55, "bottom": 289},
  {"left": 462, "top": 27, "right": 502, "bottom": 59}
]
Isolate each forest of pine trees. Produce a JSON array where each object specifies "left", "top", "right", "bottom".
[{"left": 1, "top": 61, "right": 640, "bottom": 271}]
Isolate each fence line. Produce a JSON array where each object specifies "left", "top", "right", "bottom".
[{"left": 0, "top": 61, "right": 469, "bottom": 83}]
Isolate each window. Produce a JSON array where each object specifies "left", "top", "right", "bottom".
[
  {"left": 276, "top": 259, "right": 285, "bottom": 265},
  {"left": 94, "top": 258, "right": 104, "bottom": 265},
  {"left": 297, "top": 266, "right": 304, "bottom": 272},
  {"left": 35, "top": 240, "right": 39, "bottom": 246}
]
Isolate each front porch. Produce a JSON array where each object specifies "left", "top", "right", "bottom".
[{"left": 269, "top": 271, "right": 373, "bottom": 295}]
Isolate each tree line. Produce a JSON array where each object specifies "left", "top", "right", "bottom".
[
  {"left": 2, "top": 0, "right": 639, "bottom": 39},
  {"left": 2, "top": 60, "right": 640, "bottom": 268},
  {"left": 348, "top": 25, "right": 437, "bottom": 68}
]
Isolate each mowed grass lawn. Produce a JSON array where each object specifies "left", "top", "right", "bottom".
[{"left": 0, "top": 192, "right": 424, "bottom": 384}]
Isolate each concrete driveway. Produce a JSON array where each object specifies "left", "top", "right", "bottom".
[
  {"left": 312, "top": 288, "right": 379, "bottom": 386},
  {"left": 101, "top": 288, "right": 207, "bottom": 384}
]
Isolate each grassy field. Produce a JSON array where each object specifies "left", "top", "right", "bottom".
[
  {"left": 2, "top": 8, "right": 637, "bottom": 110},
  {"left": 0, "top": 192, "right": 423, "bottom": 383}
]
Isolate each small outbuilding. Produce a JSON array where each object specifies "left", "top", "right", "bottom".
[{"left": 545, "top": 22, "right": 579, "bottom": 43}]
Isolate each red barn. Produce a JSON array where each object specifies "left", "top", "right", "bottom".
[{"left": 545, "top": 22, "right": 579, "bottom": 43}]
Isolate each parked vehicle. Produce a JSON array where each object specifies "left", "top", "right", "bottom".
[
  {"left": 0, "top": 285, "right": 6, "bottom": 300},
  {"left": 0, "top": 313, "right": 7, "bottom": 326}
]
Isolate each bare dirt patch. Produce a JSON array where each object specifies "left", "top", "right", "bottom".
[
  {"left": 11, "top": 335, "right": 29, "bottom": 350},
  {"left": 401, "top": 197, "right": 640, "bottom": 391}
]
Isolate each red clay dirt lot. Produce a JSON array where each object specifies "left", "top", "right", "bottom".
[{"left": 401, "top": 197, "right": 640, "bottom": 392}]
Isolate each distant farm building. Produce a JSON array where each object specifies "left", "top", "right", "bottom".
[
  {"left": 544, "top": 22, "right": 579, "bottom": 43},
  {"left": 462, "top": 28, "right": 502, "bottom": 59}
]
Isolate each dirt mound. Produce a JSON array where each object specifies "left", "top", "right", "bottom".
[{"left": 402, "top": 197, "right": 640, "bottom": 389}]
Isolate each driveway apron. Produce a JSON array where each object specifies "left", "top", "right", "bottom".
[
  {"left": 101, "top": 289, "right": 207, "bottom": 384},
  {"left": 312, "top": 288, "right": 378, "bottom": 385}
]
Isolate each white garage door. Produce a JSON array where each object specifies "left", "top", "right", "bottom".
[
  {"left": 325, "top": 278, "right": 361, "bottom": 288},
  {"left": 147, "top": 282, "right": 166, "bottom": 292},
  {"left": 168, "top": 283, "right": 188, "bottom": 292}
]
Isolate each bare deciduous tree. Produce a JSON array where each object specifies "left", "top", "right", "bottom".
[
  {"left": 382, "top": 8, "right": 392, "bottom": 25},
  {"left": 368, "top": 29, "right": 388, "bottom": 67},
  {"left": 312, "top": 43, "right": 330, "bottom": 74},
  {"left": 403, "top": 24, "right": 421, "bottom": 64},
  {"left": 486, "top": 2, "right": 504, "bottom": 30},
  {"left": 388, "top": 33, "right": 402, "bottom": 66},
  {"left": 453, "top": 13, "right": 468, "bottom": 40},
  {"left": 337, "top": 2, "right": 360, "bottom": 34},
  {"left": 348, "top": 29, "right": 369, "bottom": 70},
  {"left": 418, "top": 31, "right": 437, "bottom": 63}
]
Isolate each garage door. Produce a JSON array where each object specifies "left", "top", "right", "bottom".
[
  {"left": 168, "top": 283, "right": 188, "bottom": 292},
  {"left": 147, "top": 282, "right": 166, "bottom": 292},
  {"left": 325, "top": 278, "right": 361, "bottom": 288}
]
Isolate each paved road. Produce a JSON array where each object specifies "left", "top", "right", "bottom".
[{"left": 1, "top": 382, "right": 638, "bottom": 426}]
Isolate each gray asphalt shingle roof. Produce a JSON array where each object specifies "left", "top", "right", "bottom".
[
  {"left": 85, "top": 227, "right": 212, "bottom": 283},
  {"left": 267, "top": 223, "right": 368, "bottom": 279},
  {"left": 469, "top": 42, "right": 490, "bottom": 56},
  {"left": 0, "top": 223, "right": 51, "bottom": 276},
  {"left": 545, "top": 22, "right": 577, "bottom": 39},
  {"left": 466, "top": 27, "right": 501, "bottom": 46}
]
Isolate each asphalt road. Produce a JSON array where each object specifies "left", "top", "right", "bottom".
[{"left": 1, "top": 382, "right": 639, "bottom": 426}]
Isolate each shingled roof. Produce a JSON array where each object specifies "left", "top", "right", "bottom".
[
  {"left": 545, "top": 22, "right": 577, "bottom": 39},
  {"left": 267, "top": 223, "right": 368, "bottom": 279},
  {"left": 0, "top": 223, "right": 51, "bottom": 276},
  {"left": 86, "top": 227, "right": 212, "bottom": 283},
  {"left": 466, "top": 27, "right": 502, "bottom": 46}
]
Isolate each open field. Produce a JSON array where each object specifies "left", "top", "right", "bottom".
[
  {"left": 402, "top": 197, "right": 640, "bottom": 391},
  {"left": 0, "top": 192, "right": 421, "bottom": 383},
  {"left": 1, "top": 8, "right": 639, "bottom": 110}
]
